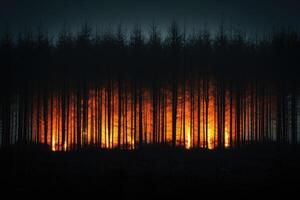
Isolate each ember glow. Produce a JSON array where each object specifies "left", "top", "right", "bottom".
[
  {"left": 1, "top": 76, "right": 299, "bottom": 151},
  {"left": 9, "top": 79, "right": 287, "bottom": 151}
]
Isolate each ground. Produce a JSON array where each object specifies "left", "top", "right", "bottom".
[{"left": 0, "top": 144, "right": 299, "bottom": 197}]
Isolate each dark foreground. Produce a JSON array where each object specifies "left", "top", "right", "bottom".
[{"left": 1, "top": 144, "right": 300, "bottom": 197}]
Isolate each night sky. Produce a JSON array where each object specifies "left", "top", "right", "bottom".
[{"left": 1, "top": 0, "right": 300, "bottom": 37}]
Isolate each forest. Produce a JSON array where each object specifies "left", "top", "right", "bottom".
[{"left": 0, "top": 22, "right": 299, "bottom": 151}]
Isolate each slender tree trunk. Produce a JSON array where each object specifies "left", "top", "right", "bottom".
[
  {"left": 139, "top": 86, "right": 143, "bottom": 147},
  {"left": 77, "top": 86, "right": 81, "bottom": 149},
  {"left": 197, "top": 78, "right": 201, "bottom": 148},
  {"left": 152, "top": 83, "right": 157, "bottom": 144},
  {"left": 118, "top": 79, "right": 122, "bottom": 149},
  {"left": 236, "top": 85, "right": 241, "bottom": 147},
  {"left": 291, "top": 86, "right": 297, "bottom": 145},
  {"left": 50, "top": 92, "right": 53, "bottom": 149},
  {"left": 183, "top": 79, "right": 186, "bottom": 147},
  {"left": 62, "top": 87, "right": 66, "bottom": 150},
  {"left": 229, "top": 82, "right": 233, "bottom": 147},
  {"left": 172, "top": 79, "right": 178, "bottom": 147},
  {"left": 43, "top": 87, "right": 48, "bottom": 147},
  {"left": 18, "top": 88, "right": 24, "bottom": 144},
  {"left": 205, "top": 79, "right": 209, "bottom": 148},
  {"left": 107, "top": 81, "right": 111, "bottom": 148},
  {"left": 134, "top": 82, "right": 137, "bottom": 148}
]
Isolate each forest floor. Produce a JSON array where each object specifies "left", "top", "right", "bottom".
[{"left": 0, "top": 144, "right": 300, "bottom": 197}]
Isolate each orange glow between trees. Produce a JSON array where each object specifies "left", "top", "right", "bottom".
[{"left": 28, "top": 80, "right": 242, "bottom": 151}]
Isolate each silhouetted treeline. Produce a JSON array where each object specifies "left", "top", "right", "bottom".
[{"left": 0, "top": 22, "right": 299, "bottom": 149}]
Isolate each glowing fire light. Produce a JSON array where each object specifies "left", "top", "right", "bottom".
[{"left": 30, "top": 81, "right": 238, "bottom": 151}]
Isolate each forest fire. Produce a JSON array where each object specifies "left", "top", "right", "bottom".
[
  {"left": 5, "top": 78, "right": 288, "bottom": 151},
  {"left": 1, "top": 77, "right": 298, "bottom": 151},
  {"left": 25, "top": 81, "right": 234, "bottom": 151}
]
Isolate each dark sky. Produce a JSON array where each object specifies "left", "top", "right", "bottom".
[{"left": 1, "top": 0, "right": 300, "bottom": 37}]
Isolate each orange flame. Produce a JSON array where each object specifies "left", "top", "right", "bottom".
[{"left": 30, "top": 81, "right": 238, "bottom": 151}]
